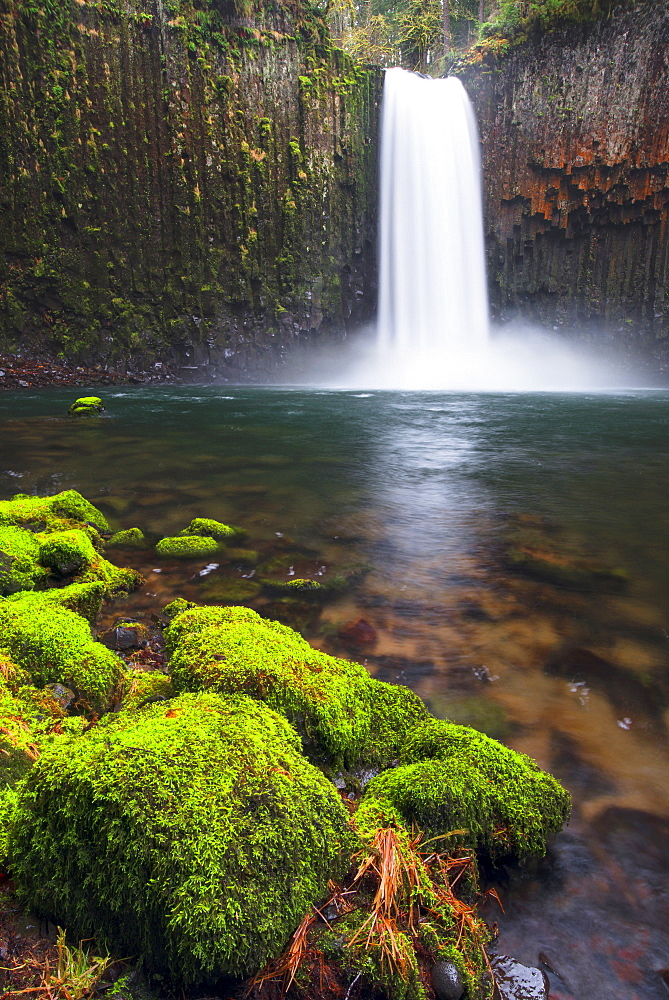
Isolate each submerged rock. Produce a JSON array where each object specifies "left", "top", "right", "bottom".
[
  {"left": 179, "top": 517, "right": 245, "bottom": 542},
  {"left": 490, "top": 956, "right": 549, "bottom": 1000}
]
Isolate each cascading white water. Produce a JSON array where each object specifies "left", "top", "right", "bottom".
[{"left": 376, "top": 67, "right": 490, "bottom": 381}]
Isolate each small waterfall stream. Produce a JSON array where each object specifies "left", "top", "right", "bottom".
[{"left": 377, "top": 68, "right": 489, "bottom": 370}]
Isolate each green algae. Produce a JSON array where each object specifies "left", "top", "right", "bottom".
[
  {"left": 0, "top": 597, "right": 126, "bottom": 713},
  {"left": 198, "top": 576, "right": 262, "bottom": 602},
  {"left": 180, "top": 518, "right": 245, "bottom": 542},
  {"left": 8, "top": 692, "right": 355, "bottom": 984},
  {"left": 155, "top": 535, "right": 220, "bottom": 559}
]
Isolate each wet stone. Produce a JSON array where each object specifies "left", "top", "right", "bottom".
[
  {"left": 431, "top": 960, "right": 464, "bottom": 1000},
  {"left": 491, "top": 956, "right": 549, "bottom": 1000},
  {"left": 44, "top": 683, "right": 75, "bottom": 710}
]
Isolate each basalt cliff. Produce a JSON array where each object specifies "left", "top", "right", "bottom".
[
  {"left": 0, "top": 0, "right": 379, "bottom": 377},
  {"left": 461, "top": 0, "right": 669, "bottom": 361}
]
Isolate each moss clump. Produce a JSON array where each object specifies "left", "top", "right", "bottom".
[
  {"left": 108, "top": 528, "right": 148, "bottom": 549},
  {"left": 260, "top": 576, "right": 328, "bottom": 597},
  {"left": 166, "top": 605, "right": 411, "bottom": 768},
  {"left": 68, "top": 396, "right": 105, "bottom": 415},
  {"left": 38, "top": 529, "right": 98, "bottom": 576},
  {"left": 0, "top": 525, "right": 48, "bottom": 594},
  {"left": 156, "top": 535, "right": 220, "bottom": 559},
  {"left": 162, "top": 598, "right": 198, "bottom": 620},
  {"left": 9, "top": 692, "right": 355, "bottom": 984},
  {"left": 120, "top": 670, "right": 174, "bottom": 712},
  {"left": 180, "top": 518, "right": 245, "bottom": 542},
  {"left": 356, "top": 718, "right": 571, "bottom": 862},
  {"left": 0, "top": 596, "right": 126, "bottom": 713},
  {"left": 0, "top": 491, "right": 109, "bottom": 534},
  {"left": 5, "top": 582, "right": 106, "bottom": 623}
]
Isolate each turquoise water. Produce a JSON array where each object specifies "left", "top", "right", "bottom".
[{"left": 1, "top": 385, "right": 668, "bottom": 998}]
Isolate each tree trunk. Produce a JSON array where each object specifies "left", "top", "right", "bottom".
[{"left": 443, "top": 0, "right": 451, "bottom": 55}]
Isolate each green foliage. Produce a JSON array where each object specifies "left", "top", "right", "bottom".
[
  {"left": 9, "top": 692, "right": 355, "bottom": 984},
  {"left": 155, "top": 535, "right": 221, "bottom": 559},
  {"left": 356, "top": 717, "right": 571, "bottom": 861},
  {"left": 480, "top": 0, "right": 624, "bottom": 42},
  {"left": 0, "top": 596, "right": 126, "bottom": 713}
]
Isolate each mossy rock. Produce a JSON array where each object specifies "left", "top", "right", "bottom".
[
  {"left": 5, "top": 582, "right": 106, "bottom": 624},
  {"left": 199, "top": 576, "right": 262, "bottom": 603},
  {"left": 0, "top": 525, "right": 48, "bottom": 594},
  {"left": 162, "top": 598, "right": 198, "bottom": 620},
  {"left": 120, "top": 671, "right": 174, "bottom": 712},
  {"left": 38, "top": 529, "right": 97, "bottom": 576},
  {"left": 0, "top": 596, "right": 126, "bottom": 713},
  {"left": 356, "top": 718, "right": 571, "bottom": 862},
  {"left": 180, "top": 518, "right": 245, "bottom": 542},
  {"left": 165, "top": 605, "right": 427, "bottom": 769},
  {"left": 68, "top": 396, "right": 105, "bottom": 415},
  {"left": 8, "top": 692, "right": 355, "bottom": 984},
  {"left": 259, "top": 576, "right": 329, "bottom": 598},
  {"left": 506, "top": 545, "right": 628, "bottom": 592},
  {"left": 108, "top": 528, "right": 149, "bottom": 549},
  {"left": 0, "top": 491, "right": 109, "bottom": 534},
  {"left": 156, "top": 535, "right": 220, "bottom": 559}
]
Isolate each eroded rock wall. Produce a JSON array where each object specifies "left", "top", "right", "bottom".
[
  {"left": 0, "top": 0, "right": 380, "bottom": 376},
  {"left": 461, "top": 1, "right": 669, "bottom": 359}
]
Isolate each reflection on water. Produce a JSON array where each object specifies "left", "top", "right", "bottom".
[{"left": 1, "top": 386, "right": 668, "bottom": 999}]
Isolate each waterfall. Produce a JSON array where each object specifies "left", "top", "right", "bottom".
[{"left": 376, "top": 68, "right": 490, "bottom": 381}]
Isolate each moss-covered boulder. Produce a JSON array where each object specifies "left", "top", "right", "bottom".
[
  {"left": 107, "top": 527, "right": 149, "bottom": 549},
  {"left": 38, "top": 528, "right": 98, "bottom": 576},
  {"left": 156, "top": 535, "right": 220, "bottom": 559},
  {"left": 119, "top": 670, "right": 174, "bottom": 712},
  {"left": 180, "top": 517, "right": 245, "bottom": 542},
  {"left": 5, "top": 582, "right": 106, "bottom": 624},
  {"left": 165, "top": 605, "right": 427, "bottom": 768},
  {"left": 68, "top": 396, "right": 105, "bottom": 415},
  {"left": 8, "top": 692, "right": 355, "bottom": 984},
  {"left": 356, "top": 718, "right": 571, "bottom": 862},
  {"left": 0, "top": 525, "right": 49, "bottom": 593},
  {"left": 0, "top": 596, "right": 126, "bottom": 712},
  {"left": 0, "top": 490, "right": 110, "bottom": 534}
]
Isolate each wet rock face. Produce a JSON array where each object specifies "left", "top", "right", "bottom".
[
  {"left": 0, "top": 0, "right": 380, "bottom": 374},
  {"left": 461, "top": 1, "right": 669, "bottom": 359}
]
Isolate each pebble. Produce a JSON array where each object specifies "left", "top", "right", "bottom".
[{"left": 431, "top": 961, "right": 464, "bottom": 1000}]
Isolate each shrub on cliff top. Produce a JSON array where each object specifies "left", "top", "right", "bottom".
[{"left": 8, "top": 692, "right": 355, "bottom": 984}]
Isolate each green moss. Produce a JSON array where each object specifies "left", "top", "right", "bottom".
[
  {"left": 356, "top": 718, "right": 571, "bottom": 862},
  {"left": 68, "top": 396, "right": 105, "bottom": 415},
  {"left": 0, "top": 596, "right": 126, "bottom": 713},
  {"left": 225, "top": 547, "right": 259, "bottom": 565},
  {"left": 0, "top": 491, "right": 109, "bottom": 534},
  {"left": 180, "top": 518, "right": 245, "bottom": 542},
  {"left": 260, "top": 576, "right": 328, "bottom": 596},
  {"left": 166, "top": 605, "right": 386, "bottom": 767},
  {"left": 9, "top": 692, "right": 355, "bottom": 984},
  {"left": 108, "top": 528, "right": 148, "bottom": 549},
  {"left": 5, "top": 582, "right": 106, "bottom": 624},
  {"left": 0, "top": 525, "right": 48, "bottom": 594},
  {"left": 162, "top": 598, "right": 198, "bottom": 620},
  {"left": 156, "top": 535, "right": 220, "bottom": 559},
  {"left": 120, "top": 670, "right": 174, "bottom": 712},
  {"left": 38, "top": 528, "right": 97, "bottom": 576}
]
